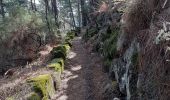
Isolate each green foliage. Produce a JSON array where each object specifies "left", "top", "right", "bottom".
[
  {"left": 83, "top": 28, "right": 97, "bottom": 42},
  {"left": 101, "top": 29, "right": 119, "bottom": 59},
  {"left": 27, "top": 74, "right": 55, "bottom": 100}
]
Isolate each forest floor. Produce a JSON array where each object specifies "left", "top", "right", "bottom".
[
  {"left": 52, "top": 37, "right": 110, "bottom": 100},
  {"left": 0, "top": 37, "right": 110, "bottom": 100}
]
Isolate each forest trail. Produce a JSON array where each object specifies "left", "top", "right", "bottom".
[{"left": 53, "top": 37, "right": 109, "bottom": 100}]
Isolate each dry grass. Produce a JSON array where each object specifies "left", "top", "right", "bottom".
[{"left": 122, "top": 0, "right": 170, "bottom": 99}]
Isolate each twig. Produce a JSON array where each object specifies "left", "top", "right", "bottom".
[{"left": 162, "top": 0, "right": 168, "bottom": 8}]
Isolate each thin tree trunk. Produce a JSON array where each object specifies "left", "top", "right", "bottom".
[
  {"left": 68, "top": 0, "right": 76, "bottom": 29},
  {"left": 52, "top": 0, "right": 59, "bottom": 27},
  {"left": 80, "top": 0, "right": 87, "bottom": 26},
  {"left": 0, "top": 0, "right": 5, "bottom": 18},
  {"left": 30, "top": 0, "right": 34, "bottom": 10},
  {"left": 44, "top": 0, "right": 51, "bottom": 32},
  {"left": 78, "top": 0, "right": 81, "bottom": 27},
  {"left": 34, "top": 0, "right": 37, "bottom": 11}
]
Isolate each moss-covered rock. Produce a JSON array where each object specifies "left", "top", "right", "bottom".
[
  {"left": 51, "top": 43, "right": 72, "bottom": 60},
  {"left": 48, "top": 58, "right": 64, "bottom": 72},
  {"left": 51, "top": 49, "right": 66, "bottom": 60},
  {"left": 51, "top": 44, "right": 71, "bottom": 60},
  {"left": 27, "top": 74, "right": 55, "bottom": 100},
  {"left": 63, "top": 44, "right": 71, "bottom": 52},
  {"left": 66, "top": 31, "right": 75, "bottom": 40},
  {"left": 65, "top": 41, "right": 72, "bottom": 47},
  {"left": 52, "top": 45, "right": 67, "bottom": 54}
]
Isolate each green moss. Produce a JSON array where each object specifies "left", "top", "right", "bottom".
[
  {"left": 48, "top": 58, "right": 64, "bottom": 72},
  {"left": 65, "top": 41, "right": 72, "bottom": 47},
  {"left": 27, "top": 74, "right": 55, "bottom": 100},
  {"left": 63, "top": 44, "right": 71, "bottom": 52},
  {"left": 27, "top": 92, "right": 41, "bottom": 100}
]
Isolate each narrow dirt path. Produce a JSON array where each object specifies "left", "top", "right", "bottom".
[{"left": 53, "top": 37, "right": 110, "bottom": 100}]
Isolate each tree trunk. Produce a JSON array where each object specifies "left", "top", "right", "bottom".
[
  {"left": 68, "top": 0, "right": 76, "bottom": 29},
  {"left": 52, "top": 0, "right": 59, "bottom": 27},
  {"left": 44, "top": 0, "right": 51, "bottom": 32},
  {"left": 80, "top": 0, "right": 87, "bottom": 26},
  {"left": 30, "top": 0, "right": 34, "bottom": 10},
  {"left": 0, "top": 0, "right": 5, "bottom": 18},
  {"left": 78, "top": 0, "right": 81, "bottom": 27},
  {"left": 34, "top": 0, "right": 37, "bottom": 11}
]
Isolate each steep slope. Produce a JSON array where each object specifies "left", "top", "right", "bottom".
[{"left": 82, "top": 0, "right": 170, "bottom": 100}]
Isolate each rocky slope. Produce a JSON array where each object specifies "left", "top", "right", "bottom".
[{"left": 82, "top": 0, "right": 170, "bottom": 100}]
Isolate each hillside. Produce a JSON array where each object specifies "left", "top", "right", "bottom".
[{"left": 0, "top": 0, "right": 169, "bottom": 100}]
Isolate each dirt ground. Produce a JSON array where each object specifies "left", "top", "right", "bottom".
[{"left": 53, "top": 37, "right": 110, "bottom": 100}]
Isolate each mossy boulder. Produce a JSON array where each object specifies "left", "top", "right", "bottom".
[
  {"left": 27, "top": 74, "right": 55, "bottom": 100},
  {"left": 65, "top": 41, "right": 72, "bottom": 47},
  {"left": 48, "top": 58, "right": 64, "bottom": 72},
  {"left": 63, "top": 44, "right": 71, "bottom": 52},
  {"left": 52, "top": 50, "right": 66, "bottom": 60},
  {"left": 52, "top": 45, "right": 67, "bottom": 54},
  {"left": 51, "top": 46, "right": 67, "bottom": 60},
  {"left": 66, "top": 31, "right": 75, "bottom": 40}
]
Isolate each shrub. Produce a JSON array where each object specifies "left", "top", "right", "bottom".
[{"left": 101, "top": 29, "right": 119, "bottom": 59}]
